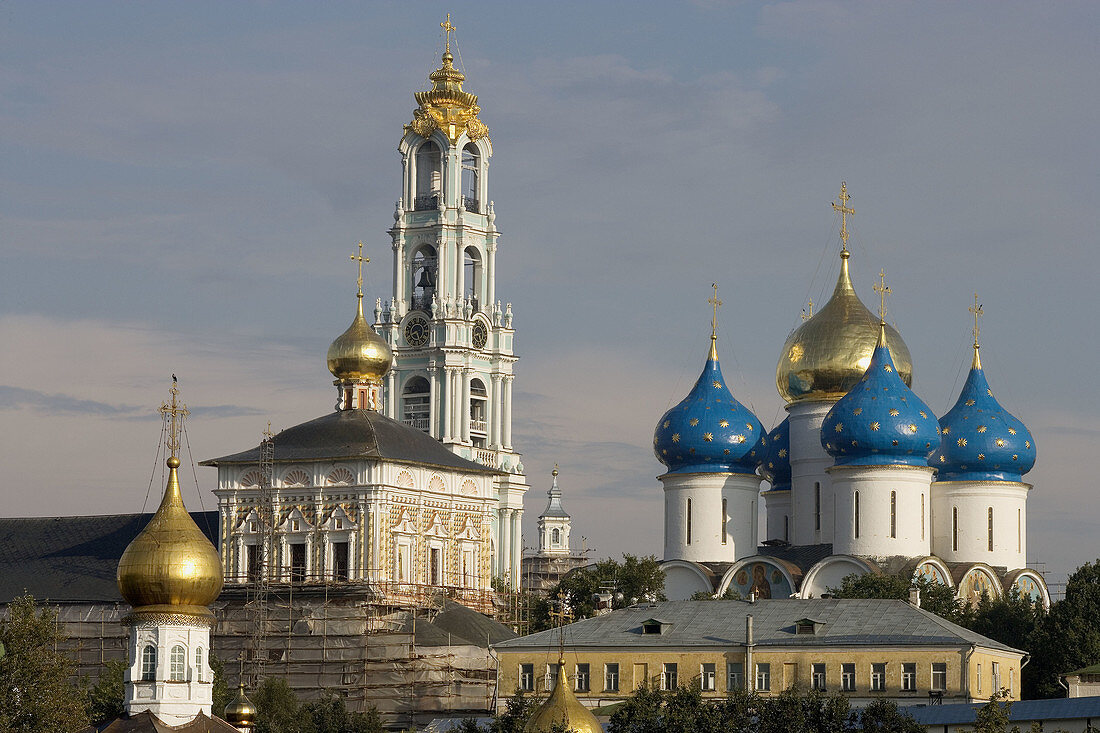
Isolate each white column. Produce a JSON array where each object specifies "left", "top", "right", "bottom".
[
  {"left": 500, "top": 509, "right": 511, "bottom": 582},
  {"left": 511, "top": 509, "right": 522, "bottom": 589},
  {"left": 491, "top": 375, "right": 503, "bottom": 449},
  {"left": 486, "top": 242, "right": 497, "bottom": 311},
  {"left": 429, "top": 368, "right": 439, "bottom": 439},
  {"left": 441, "top": 368, "right": 453, "bottom": 442},
  {"left": 451, "top": 368, "right": 462, "bottom": 440},
  {"left": 461, "top": 370, "right": 472, "bottom": 443},
  {"left": 386, "top": 370, "right": 397, "bottom": 418},
  {"left": 502, "top": 376, "right": 514, "bottom": 450}
]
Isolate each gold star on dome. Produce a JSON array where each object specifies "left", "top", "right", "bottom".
[
  {"left": 884, "top": 364, "right": 893, "bottom": 372},
  {"left": 713, "top": 380, "right": 722, "bottom": 389},
  {"left": 957, "top": 437, "right": 967, "bottom": 447},
  {"left": 853, "top": 407, "right": 863, "bottom": 416},
  {"left": 889, "top": 408, "right": 900, "bottom": 416},
  {"left": 1025, "top": 440, "right": 1031, "bottom": 449},
  {"left": 663, "top": 420, "right": 670, "bottom": 429},
  {"left": 703, "top": 432, "right": 714, "bottom": 442},
  {"left": 996, "top": 439, "right": 1006, "bottom": 447},
  {"left": 1008, "top": 428, "right": 1017, "bottom": 435},
  {"left": 966, "top": 399, "right": 976, "bottom": 406},
  {"left": 942, "top": 427, "right": 951, "bottom": 435},
  {"left": 1012, "top": 454, "right": 1018, "bottom": 460},
  {"left": 853, "top": 440, "right": 859, "bottom": 446},
  {"left": 746, "top": 423, "right": 754, "bottom": 431},
  {"left": 870, "top": 422, "right": 880, "bottom": 431},
  {"left": 724, "top": 449, "right": 731, "bottom": 455},
  {"left": 919, "top": 411, "right": 928, "bottom": 418},
  {"left": 939, "top": 455, "right": 946, "bottom": 463},
  {"left": 778, "top": 448, "right": 787, "bottom": 458},
  {"left": 733, "top": 434, "right": 745, "bottom": 443},
  {"left": 834, "top": 423, "right": 844, "bottom": 432},
  {"left": 719, "top": 419, "right": 729, "bottom": 427},
  {"left": 977, "top": 453, "right": 985, "bottom": 460},
  {"left": 908, "top": 424, "right": 918, "bottom": 433},
  {"left": 671, "top": 433, "right": 680, "bottom": 443},
  {"left": 689, "top": 418, "right": 699, "bottom": 426},
  {"left": 977, "top": 425, "right": 987, "bottom": 433},
  {"left": 892, "top": 439, "right": 899, "bottom": 446}
]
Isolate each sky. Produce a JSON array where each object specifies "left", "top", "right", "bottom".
[{"left": 2, "top": 1, "right": 1098, "bottom": 594}]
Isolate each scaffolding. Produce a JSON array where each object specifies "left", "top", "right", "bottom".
[{"left": 243, "top": 424, "right": 276, "bottom": 686}]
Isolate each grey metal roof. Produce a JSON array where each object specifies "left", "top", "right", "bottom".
[
  {"left": 906, "top": 696, "right": 1100, "bottom": 725},
  {"left": 201, "top": 409, "right": 499, "bottom": 474},
  {"left": 493, "top": 599, "right": 1023, "bottom": 654},
  {"left": 0, "top": 512, "right": 219, "bottom": 604},
  {"left": 402, "top": 599, "right": 518, "bottom": 648}
]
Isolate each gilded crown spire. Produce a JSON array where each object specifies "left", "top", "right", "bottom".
[
  {"left": 407, "top": 14, "right": 489, "bottom": 145},
  {"left": 970, "top": 293, "right": 984, "bottom": 369}
]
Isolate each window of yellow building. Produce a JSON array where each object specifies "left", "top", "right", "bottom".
[
  {"left": 871, "top": 663, "right": 886, "bottom": 691},
  {"left": 756, "top": 663, "right": 771, "bottom": 692},
  {"left": 520, "top": 663, "right": 534, "bottom": 691},
  {"left": 902, "top": 663, "right": 916, "bottom": 691},
  {"left": 701, "top": 663, "right": 716, "bottom": 691},
  {"left": 575, "top": 663, "right": 590, "bottom": 693},
  {"left": 727, "top": 662, "right": 744, "bottom": 691},
  {"left": 604, "top": 663, "right": 619, "bottom": 692},
  {"left": 812, "top": 663, "right": 827, "bottom": 691},
  {"left": 932, "top": 663, "right": 946, "bottom": 692},
  {"left": 842, "top": 663, "right": 855, "bottom": 692},
  {"left": 662, "top": 663, "right": 678, "bottom": 690}
]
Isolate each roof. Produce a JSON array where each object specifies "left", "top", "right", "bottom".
[
  {"left": 0, "top": 511, "right": 219, "bottom": 604},
  {"left": 1067, "top": 663, "right": 1100, "bottom": 676},
  {"left": 756, "top": 542, "right": 835, "bottom": 574},
  {"left": 81, "top": 710, "right": 239, "bottom": 732},
  {"left": 906, "top": 697, "right": 1100, "bottom": 726},
  {"left": 493, "top": 599, "right": 1023, "bottom": 654},
  {"left": 402, "top": 599, "right": 518, "bottom": 648},
  {"left": 201, "top": 408, "right": 499, "bottom": 474}
]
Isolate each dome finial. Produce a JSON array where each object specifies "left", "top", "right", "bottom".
[
  {"left": 970, "top": 292, "right": 984, "bottom": 369},
  {"left": 441, "top": 13, "right": 456, "bottom": 56},
  {"left": 707, "top": 282, "right": 722, "bottom": 360},
  {"left": 873, "top": 269, "right": 891, "bottom": 347},
  {"left": 832, "top": 181, "right": 855, "bottom": 258},
  {"left": 350, "top": 240, "right": 368, "bottom": 301},
  {"left": 157, "top": 375, "right": 189, "bottom": 462}
]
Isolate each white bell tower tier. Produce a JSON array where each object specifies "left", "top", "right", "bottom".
[{"left": 373, "top": 33, "right": 527, "bottom": 589}]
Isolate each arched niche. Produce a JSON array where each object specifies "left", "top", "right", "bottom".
[
  {"left": 799, "top": 555, "right": 879, "bottom": 599},
  {"left": 719, "top": 557, "right": 797, "bottom": 600},
  {"left": 662, "top": 560, "right": 716, "bottom": 600}
]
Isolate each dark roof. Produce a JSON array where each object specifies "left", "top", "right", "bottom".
[
  {"left": 201, "top": 409, "right": 499, "bottom": 474},
  {"left": 906, "top": 697, "right": 1100, "bottom": 726},
  {"left": 756, "top": 543, "right": 835, "bottom": 574},
  {"left": 404, "top": 600, "right": 518, "bottom": 648},
  {"left": 1068, "top": 663, "right": 1100, "bottom": 676},
  {"left": 0, "top": 511, "right": 219, "bottom": 604},
  {"left": 494, "top": 599, "right": 1023, "bottom": 654},
  {"left": 81, "top": 711, "right": 238, "bottom": 732}
]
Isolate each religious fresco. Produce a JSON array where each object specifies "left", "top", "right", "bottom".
[
  {"left": 958, "top": 567, "right": 998, "bottom": 606},
  {"left": 1013, "top": 574, "right": 1044, "bottom": 604},
  {"left": 730, "top": 561, "right": 793, "bottom": 599},
  {"left": 915, "top": 561, "right": 950, "bottom": 587}
]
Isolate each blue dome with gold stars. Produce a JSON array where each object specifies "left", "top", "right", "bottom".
[
  {"left": 654, "top": 339, "right": 764, "bottom": 474},
  {"left": 759, "top": 417, "right": 791, "bottom": 490},
  {"left": 822, "top": 325, "right": 939, "bottom": 466},
  {"left": 930, "top": 348, "right": 1035, "bottom": 482}
]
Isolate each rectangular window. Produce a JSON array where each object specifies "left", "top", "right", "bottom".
[
  {"left": 547, "top": 663, "right": 560, "bottom": 691},
  {"left": 988, "top": 507, "right": 995, "bottom": 552},
  {"left": 902, "top": 663, "right": 917, "bottom": 691},
  {"left": 727, "top": 662, "right": 744, "bottom": 691},
  {"left": 169, "top": 645, "right": 185, "bottom": 682},
  {"left": 430, "top": 547, "right": 442, "bottom": 585},
  {"left": 871, "top": 663, "right": 886, "bottom": 692},
  {"left": 721, "top": 498, "right": 728, "bottom": 545},
  {"left": 520, "top": 664, "right": 534, "bottom": 691},
  {"left": 246, "top": 544, "right": 260, "bottom": 582},
  {"left": 921, "top": 493, "right": 926, "bottom": 540},
  {"left": 701, "top": 663, "right": 716, "bottom": 691},
  {"left": 784, "top": 515, "right": 789, "bottom": 542},
  {"left": 814, "top": 483, "right": 821, "bottom": 531},
  {"left": 1017, "top": 509, "right": 1022, "bottom": 553},
  {"left": 576, "top": 663, "right": 590, "bottom": 693},
  {"left": 195, "top": 648, "right": 204, "bottom": 683},
  {"left": 604, "top": 663, "right": 620, "bottom": 692},
  {"left": 977, "top": 663, "right": 982, "bottom": 694},
  {"left": 992, "top": 662, "right": 1001, "bottom": 692},
  {"left": 756, "top": 663, "right": 771, "bottom": 692},
  {"left": 686, "top": 499, "right": 692, "bottom": 545},
  {"left": 1010, "top": 668, "right": 1015, "bottom": 692},
  {"left": 332, "top": 541, "right": 349, "bottom": 581},
  {"left": 290, "top": 543, "right": 306, "bottom": 582},
  {"left": 812, "top": 663, "right": 827, "bottom": 691},
  {"left": 953, "top": 506, "right": 959, "bottom": 551},
  {"left": 842, "top": 663, "right": 856, "bottom": 692},
  {"left": 890, "top": 491, "right": 898, "bottom": 538},
  {"left": 662, "top": 663, "right": 678, "bottom": 690},
  {"left": 932, "top": 663, "right": 947, "bottom": 691},
  {"left": 854, "top": 491, "right": 860, "bottom": 538},
  {"left": 396, "top": 543, "right": 410, "bottom": 582}
]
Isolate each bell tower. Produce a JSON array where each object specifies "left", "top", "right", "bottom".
[{"left": 373, "top": 18, "right": 528, "bottom": 588}]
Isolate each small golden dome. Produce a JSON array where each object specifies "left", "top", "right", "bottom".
[
  {"left": 326, "top": 296, "right": 393, "bottom": 382},
  {"left": 117, "top": 456, "right": 224, "bottom": 619},
  {"left": 223, "top": 683, "right": 257, "bottom": 726},
  {"left": 776, "top": 251, "right": 912, "bottom": 404},
  {"left": 523, "top": 658, "right": 602, "bottom": 733}
]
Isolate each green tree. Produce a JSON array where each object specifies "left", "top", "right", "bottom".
[
  {"left": 1026, "top": 559, "right": 1100, "bottom": 698},
  {"left": 973, "top": 691, "right": 1013, "bottom": 733},
  {"left": 84, "top": 658, "right": 127, "bottom": 724},
  {"left": 208, "top": 652, "right": 232, "bottom": 720},
  {"left": 0, "top": 594, "right": 88, "bottom": 732},
  {"left": 253, "top": 676, "right": 310, "bottom": 733},
  {"left": 827, "top": 573, "right": 964, "bottom": 623},
  {"left": 858, "top": 698, "right": 925, "bottom": 733},
  {"left": 489, "top": 688, "right": 538, "bottom": 733},
  {"left": 533, "top": 555, "right": 666, "bottom": 631},
  {"left": 301, "top": 692, "right": 382, "bottom": 733}
]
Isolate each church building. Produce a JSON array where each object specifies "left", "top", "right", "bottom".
[{"left": 656, "top": 185, "right": 1049, "bottom": 610}]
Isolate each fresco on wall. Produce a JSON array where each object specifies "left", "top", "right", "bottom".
[
  {"left": 731, "top": 561, "right": 793, "bottom": 599},
  {"left": 915, "top": 561, "right": 951, "bottom": 587}
]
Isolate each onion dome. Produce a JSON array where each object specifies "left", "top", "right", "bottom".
[
  {"left": 930, "top": 345, "right": 1035, "bottom": 481},
  {"left": 224, "top": 684, "right": 257, "bottom": 728},
  {"left": 777, "top": 250, "right": 913, "bottom": 404},
  {"left": 326, "top": 294, "right": 393, "bottom": 382},
  {"left": 654, "top": 338, "right": 764, "bottom": 474},
  {"left": 523, "top": 656, "right": 602, "bottom": 733},
  {"left": 822, "top": 324, "right": 939, "bottom": 466},
  {"left": 759, "top": 417, "right": 792, "bottom": 490},
  {"left": 117, "top": 455, "right": 224, "bottom": 619}
]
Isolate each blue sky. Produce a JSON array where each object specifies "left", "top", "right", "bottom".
[{"left": 2, "top": 1, "right": 1098, "bottom": 592}]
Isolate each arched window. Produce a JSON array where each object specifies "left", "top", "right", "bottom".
[
  {"left": 469, "top": 378, "right": 488, "bottom": 447},
  {"left": 686, "top": 498, "right": 692, "bottom": 545},
  {"left": 551, "top": 528, "right": 560, "bottom": 546},
  {"left": 890, "top": 491, "right": 897, "bottom": 538},
  {"left": 410, "top": 246, "right": 437, "bottom": 312},
  {"left": 170, "top": 645, "right": 186, "bottom": 682},
  {"left": 402, "top": 377, "right": 431, "bottom": 432},
  {"left": 721, "top": 498, "right": 728, "bottom": 545},
  {"left": 952, "top": 506, "right": 959, "bottom": 551},
  {"left": 194, "top": 647, "right": 204, "bottom": 682},
  {"left": 141, "top": 645, "right": 157, "bottom": 682},
  {"left": 415, "top": 141, "right": 441, "bottom": 208},
  {"left": 814, "top": 483, "right": 821, "bottom": 531},
  {"left": 921, "top": 494, "right": 926, "bottom": 540},
  {"left": 461, "top": 144, "right": 480, "bottom": 212},
  {"left": 988, "top": 507, "right": 994, "bottom": 551},
  {"left": 463, "top": 246, "right": 483, "bottom": 311},
  {"left": 854, "top": 491, "right": 860, "bottom": 538}
]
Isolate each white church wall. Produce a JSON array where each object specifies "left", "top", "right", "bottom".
[
  {"left": 662, "top": 472, "right": 759, "bottom": 563},
  {"left": 787, "top": 402, "right": 835, "bottom": 546},
  {"left": 931, "top": 482, "right": 1029, "bottom": 569},
  {"left": 829, "top": 464, "right": 934, "bottom": 558}
]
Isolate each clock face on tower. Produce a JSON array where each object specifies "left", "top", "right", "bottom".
[
  {"left": 404, "top": 314, "right": 430, "bottom": 347},
  {"left": 472, "top": 321, "right": 488, "bottom": 349}
]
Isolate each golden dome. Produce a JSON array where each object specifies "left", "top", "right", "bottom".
[
  {"left": 326, "top": 295, "right": 393, "bottom": 382},
  {"left": 223, "top": 683, "right": 257, "bottom": 726},
  {"left": 523, "top": 657, "right": 602, "bottom": 733},
  {"left": 117, "top": 456, "right": 224, "bottom": 619},
  {"left": 776, "top": 251, "right": 912, "bottom": 404}
]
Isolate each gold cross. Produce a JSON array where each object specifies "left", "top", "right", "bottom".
[
  {"left": 832, "top": 181, "right": 855, "bottom": 252},
  {"left": 873, "top": 269, "right": 891, "bottom": 322},
  {"left": 441, "top": 14, "right": 455, "bottom": 53},
  {"left": 158, "top": 375, "right": 190, "bottom": 459},
  {"left": 802, "top": 299, "right": 814, "bottom": 321},
  {"left": 708, "top": 283, "right": 723, "bottom": 339},
  {"left": 350, "top": 241, "right": 369, "bottom": 298},
  {"left": 549, "top": 592, "right": 574, "bottom": 659},
  {"left": 970, "top": 293, "right": 983, "bottom": 348}
]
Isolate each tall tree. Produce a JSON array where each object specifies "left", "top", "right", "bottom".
[
  {"left": 0, "top": 594, "right": 88, "bottom": 732},
  {"left": 84, "top": 658, "right": 127, "bottom": 725},
  {"left": 828, "top": 573, "right": 964, "bottom": 623},
  {"left": 532, "top": 555, "right": 666, "bottom": 631},
  {"left": 1026, "top": 559, "right": 1100, "bottom": 698}
]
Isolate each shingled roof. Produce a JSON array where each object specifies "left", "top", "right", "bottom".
[
  {"left": 201, "top": 409, "right": 499, "bottom": 474},
  {"left": 0, "top": 511, "right": 219, "bottom": 604},
  {"left": 494, "top": 598, "right": 1023, "bottom": 654}
]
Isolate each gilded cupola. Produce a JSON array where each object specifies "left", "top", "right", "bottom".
[
  {"left": 523, "top": 654, "right": 602, "bottom": 733},
  {"left": 326, "top": 242, "right": 393, "bottom": 391},
  {"left": 116, "top": 381, "right": 223, "bottom": 620},
  {"left": 223, "top": 683, "right": 257, "bottom": 728},
  {"left": 776, "top": 184, "right": 913, "bottom": 404},
  {"left": 406, "top": 15, "right": 489, "bottom": 146}
]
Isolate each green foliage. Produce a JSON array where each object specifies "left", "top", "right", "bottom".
[
  {"left": 301, "top": 692, "right": 382, "bottom": 733},
  {"left": 1026, "top": 559, "right": 1100, "bottom": 698},
  {"left": 489, "top": 688, "right": 538, "bottom": 733},
  {"left": 0, "top": 594, "right": 88, "bottom": 732},
  {"left": 827, "top": 573, "right": 968, "bottom": 623},
  {"left": 531, "top": 555, "right": 666, "bottom": 631},
  {"left": 859, "top": 697, "right": 925, "bottom": 733},
  {"left": 253, "top": 677, "right": 306, "bottom": 733},
  {"left": 208, "top": 651, "right": 231, "bottom": 720},
  {"left": 690, "top": 587, "right": 741, "bottom": 601},
  {"left": 973, "top": 691, "right": 1013, "bottom": 733},
  {"left": 84, "top": 658, "right": 126, "bottom": 724}
]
